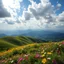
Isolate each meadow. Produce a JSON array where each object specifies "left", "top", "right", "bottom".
[{"left": 0, "top": 41, "right": 64, "bottom": 64}]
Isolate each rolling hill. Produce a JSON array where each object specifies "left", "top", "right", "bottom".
[{"left": 0, "top": 36, "right": 46, "bottom": 51}]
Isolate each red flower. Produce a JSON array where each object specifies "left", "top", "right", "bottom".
[{"left": 52, "top": 59, "right": 57, "bottom": 64}]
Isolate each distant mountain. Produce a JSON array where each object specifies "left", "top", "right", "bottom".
[
  {"left": 0, "top": 34, "right": 6, "bottom": 37},
  {"left": 0, "top": 30, "right": 64, "bottom": 41},
  {"left": 21, "top": 30, "right": 64, "bottom": 41}
]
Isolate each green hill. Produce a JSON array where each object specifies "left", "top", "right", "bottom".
[
  {"left": 0, "top": 36, "right": 46, "bottom": 51},
  {"left": 0, "top": 39, "right": 17, "bottom": 51}
]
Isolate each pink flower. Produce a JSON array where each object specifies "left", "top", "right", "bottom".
[
  {"left": 35, "top": 54, "right": 40, "bottom": 58},
  {"left": 62, "top": 42, "right": 64, "bottom": 45},
  {"left": 17, "top": 57, "right": 24, "bottom": 64}
]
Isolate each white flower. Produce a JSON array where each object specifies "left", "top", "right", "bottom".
[
  {"left": 10, "top": 60, "right": 14, "bottom": 63},
  {"left": 47, "top": 57, "right": 51, "bottom": 60},
  {"left": 44, "top": 52, "right": 46, "bottom": 54}
]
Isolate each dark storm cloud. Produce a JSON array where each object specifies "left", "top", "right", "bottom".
[{"left": 0, "top": 0, "right": 10, "bottom": 18}]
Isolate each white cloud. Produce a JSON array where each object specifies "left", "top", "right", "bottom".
[
  {"left": 0, "top": 0, "right": 64, "bottom": 31},
  {"left": 19, "top": 0, "right": 64, "bottom": 30},
  {"left": 57, "top": 3, "right": 61, "bottom": 8},
  {"left": 56, "top": 3, "right": 61, "bottom": 10},
  {"left": 0, "top": 0, "right": 23, "bottom": 24},
  {"left": 2, "top": 0, "right": 23, "bottom": 17},
  {"left": 57, "top": 11, "right": 64, "bottom": 22}
]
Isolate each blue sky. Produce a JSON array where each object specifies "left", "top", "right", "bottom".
[
  {"left": 20, "top": 0, "right": 64, "bottom": 15},
  {"left": 50, "top": 0, "right": 64, "bottom": 14},
  {"left": 0, "top": 0, "right": 64, "bottom": 31}
]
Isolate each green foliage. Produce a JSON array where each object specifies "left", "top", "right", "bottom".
[
  {"left": 0, "top": 36, "right": 45, "bottom": 51},
  {"left": 0, "top": 36, "right": 43, "bottom": 51}
]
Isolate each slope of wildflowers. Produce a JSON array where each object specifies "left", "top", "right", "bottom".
[{"left": 0, "top": 41, "right": 64, "bottom": 64}]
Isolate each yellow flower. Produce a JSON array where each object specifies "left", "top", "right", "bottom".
[
  {"left": 41, "top": 54, "right": 45, "bottom": 57},
  {"left": 47, "top": 52, "right": 52, "bottom": 55},
  {"left": 42, "top": 58, "right": 47, "bottom": 64}
]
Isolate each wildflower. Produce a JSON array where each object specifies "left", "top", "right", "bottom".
[
  {"left": 24, "top": 54, "right": 29, "bottom": 57},
  {"left": 19, "top": 58, "right": 24, "bottom": 61},
  {"left": 35, "top": 54, "right": 40, "bottom": 58},
  {"left": 51, "top": 50, "right": 53, "bottom": 53},
  {"left": 52, "top": 59, "right": 57, "bottom": 64},
  {"left": 47, "top": 57, "right": 51, "bottom": 60},
  {"left": 44, "top": 52, "right": 46, "bottom": 55},
  {"left": 41, "top": 54, "right": 45, "bottom": 57},
  {"left": 17, "top": 57, "right": 24, "bottom": 64},
  {"left": 62, "top": 42, "right": 64, "bottom": 45},
  {"left": 42, "top": 58, "right": 47, "bottom": 64},
  {"left": 47, "top": 52, "right": 52, "bottom": 55},
  {"left": 10, "top": 60, "right": 14, "bottom": 63},
  {"left": 59, "top": 44, "right": 61, "bottom": 47}
]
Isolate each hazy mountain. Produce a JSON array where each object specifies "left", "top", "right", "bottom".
[
  {"left": 0, "top": 30, "right": 64, "bottom": 41},
  {"left": 20, "top": 30, "right": 64, "bottom": 41},
  {"left": 0, "top": 34, "right": 6, "bottom": 37}
]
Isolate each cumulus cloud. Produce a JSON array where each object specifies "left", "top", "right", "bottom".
[
  {"left": 20, "top": 0, "right": 64, "bottom": 30},
  {"left": 0, "top": 0, "right": 23, "bottom": 24},
  {"left": 56, "top": 3, "right": 61, "bottom": 10},
  {"left": 0, "top": 0, "right": 64, "bottom": 31},
  {"left": 57, "top": 12, "right": 64, "bottom": 22},
  {"left": 56, "top": 3, "right": 61, "bottom": 8},
  {"left": 22, "top": 11, "right": 32, "bottom": 20},
  {"left": 2, "top": 0, "right": 23, "bottom": 17},
  {"left": 21, "top": 0, "right": 55, "bottom": 23},
  {"left": 0, "top": 0, "right": 10, "bottom": 17},
  {"left": 22, "top": 0, "right": 55, "bottom": 21}
]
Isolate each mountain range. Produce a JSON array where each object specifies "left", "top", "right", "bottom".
[{"left": 0, "top": 30, "right": 64, "bottom": 41}]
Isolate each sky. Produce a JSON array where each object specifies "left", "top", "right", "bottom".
[{"left": 0, "top": 0, "right": 64, "bottom": 31}]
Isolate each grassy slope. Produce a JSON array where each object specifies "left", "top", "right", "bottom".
[
  {"left": 0, "top": 40, "right": 17, "bottom": 51},
  {"left": 0, "top": 36, "right": 45, "bottom": 51}
]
